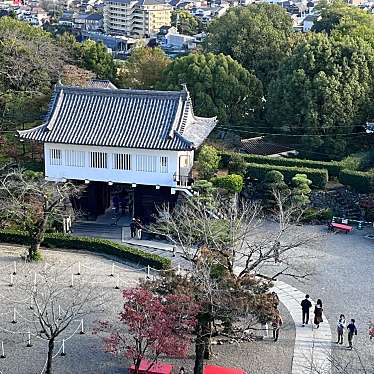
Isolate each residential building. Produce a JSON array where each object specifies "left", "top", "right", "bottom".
[
  {"left": 18, "top": 82, "right": 216, "bottom": 219},
  {"left": 165, "top": 26, "right": 196, "bottom": 49},
  {"left": 104, "top": 0, "right": 172, "bottom": 38}
]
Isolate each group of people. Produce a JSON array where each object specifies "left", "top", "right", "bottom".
[
  {"left": 130, "top": 218, "right": 143, "bottom": 239},
  {"left": 301, "top": 295, "right": 358, "bottom": 349}
]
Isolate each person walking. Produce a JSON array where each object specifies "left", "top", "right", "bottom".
[
  {"left": 272, "top": 310, "right": 283, "bottom": 342},
  {"left": 301, "top": 294, "right": 312, "bottom": 327},
  {"left": 130, "top": 218, "right": 137, "bottom": 238},
  {"left": 314, "top": 299, "right": 323, "bottom": 329},
  {"left": 336, "top": 314, "right": 346, "bottom": 344},
  {"left": 179, "top": 367, "right": 185, "bottom": 374},
  {"left": 347, "top": 319, "right": 357, "bottom": 349}
]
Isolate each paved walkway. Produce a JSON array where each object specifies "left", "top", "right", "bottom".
[{"left": 273, "top": 281, "right": 332, "bottom": 374}]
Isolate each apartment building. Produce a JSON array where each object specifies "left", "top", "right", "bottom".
[{"left": 104, "top": 0, "right": 172, "bottom": 38}]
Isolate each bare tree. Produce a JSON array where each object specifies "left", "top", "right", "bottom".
[
  {"left": 0, "top": 169, "right": 82, "bottom": 260},
  {"left": 153, "top": 191, "right": 317, "bottom": 280},
  {"left": 150, "top": 191, "right": 319, "bottom": 374},
  {"left": 19, "top": 265, "right": 106, "bottom": 374}
]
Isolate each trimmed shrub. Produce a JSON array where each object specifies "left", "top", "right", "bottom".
[
  {"left": 197, "top": 145, "right": 221, "bottom": 179},
  {"left": 0, "top": 230, "right": 171, "bottom": 269},
  {"left": 339, "top": 169, "right": 374, "bottom": 193},
  {"left": 220, "top": 151, "right": 341, "bottom": 177},
  {"left": 227, "top": 153, "right": 247, "bottom": 176},
  {"left": 211, "top": 174, "right": 244, "bottom": 193},
  {"left": 245, "top": 162, "right": 328, "bottom": 188}
]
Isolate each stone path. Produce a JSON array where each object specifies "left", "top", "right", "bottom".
[{"left": 272, "top": 281, "right": 332, "bottom": 374}]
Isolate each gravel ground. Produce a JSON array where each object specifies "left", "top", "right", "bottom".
[
  {"left": 156, "top": 302, "right": 295, "bottom": 374},
  {"left": 0, "top": 244, "right": 296, "bottom": 374},
  {"left": 0, "top": 245, "right": 144, "bottom": 374}
]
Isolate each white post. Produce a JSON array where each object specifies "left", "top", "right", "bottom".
[
  {"left": 147, "top": 265, "right": 150, "bottom": 278},
  {"left": 13, "top": 261, "right": 16, "bottom": 275},
  {"left": 77, "top": 262, "right": 81, "bottom": 276},
  {"left": 115, "top": 274, "right": 120, "bottom": 289},
  {"left": 110, "top": 262, "right": 115, "bottom": 277},
  {"left": 80, "top": 319, "right": 85, "bottom": 335},
  {"left": 29, "top": 296, "right": 33, "bottom": 310},
  {"left": 9, "top": 274, "right": 13, "bottom": 287},
  {"left": 70, "top": 273, "right": 74, "bottom": 288},
  {"left": 0, "top": 341, "right": 5, "bottom": 358},
  {"left": 12, "top": 308, "right": 16, "bottom": 324},
  {"left": 177, "top": 264, "right": 181, "bottom": 274},
  {"left": 27, "top": 331, "right": 32, "bottom": 347},
  {"left": 61, "top": 339, "right": 66, "bottom": 356},
  {"left": 33, "top": 272, "right": 37, "bottom": 287}
]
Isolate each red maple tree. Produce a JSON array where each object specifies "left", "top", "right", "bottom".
[{"left": 97, "top": 287, "right": 199, "bottom": 373}]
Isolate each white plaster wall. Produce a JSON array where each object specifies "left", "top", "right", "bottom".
[{"left": 44, "top": 143, "right": 194, "bottom": 187}]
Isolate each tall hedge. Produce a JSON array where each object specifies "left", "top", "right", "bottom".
[
  {"left": 220, "top": 151, "right": 341, "bottom": 177},
  {"left": 0, "top": 230, "right": 171, "bottom": 270},
  {"left": 339, "top": 170, "right": 374, "bottom": 193},
  {"left": 245, "top": 162, "right": 328, "bottom": 188}
]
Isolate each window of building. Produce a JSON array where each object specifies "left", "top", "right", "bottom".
[
  {"left": 160, "top": 156, "right": 168, "bottom": 173},
  {"left": 49, "top": 148, "right": 62, "bottom": 166},
  {"left": 136, "top": 155, "right": 157, "bottom": 172},
  {"left": 90, "top": 151, "right": 108, "bottom": 169},
  {"left": 113, "top": 153, "right": 132, "bottom": 170},
  {"left": 65, "top": 150, "right": 85, "bottom": 167}
]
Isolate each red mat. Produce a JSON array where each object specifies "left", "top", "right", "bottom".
[{"left": 204, "top": 365, "right": 246, "bottom": 374}]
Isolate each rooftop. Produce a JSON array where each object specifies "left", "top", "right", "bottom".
[
  {"left": 18, "top": 85, "right": 216, "bottom": 151},
  {"left": 240, "top": 137, "right": 297, "bottom": 156}
]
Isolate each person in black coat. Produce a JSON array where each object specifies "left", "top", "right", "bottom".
[
  {"left": 301, "top": 294, "right": 312, "bottom": 327},
  {"left": 314, "top": 299, "right": 323, "bottom": 328},
  {"left": 130, "top": 218, "right": 136, "bottom": 238}
]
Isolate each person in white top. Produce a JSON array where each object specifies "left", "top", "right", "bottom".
[{"left": 336, "top": 314, "right": 346, "bottom": 345}]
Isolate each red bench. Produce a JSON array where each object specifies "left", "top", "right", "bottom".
[
  {"left": 328, "top": 222, "right": 353, "bottom": 234},
  {"left": 204, "top": 365, "right": 247, "bottom": 374},
  {"left": 128, "top": 360, "right": 173, "bottom": 374}
]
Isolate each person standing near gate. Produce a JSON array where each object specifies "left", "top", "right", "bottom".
[
  {"left": 301, "top": 294, "right": 312, "bottom": 327},
  {"left": 130, "top": 218, "right": 136, "bottom": 239},
  {"left": 135, "top": 218, "right": 143, "bottom": 240}
]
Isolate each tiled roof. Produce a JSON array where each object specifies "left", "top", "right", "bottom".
[
  {"left": 240, "top": 137, "right": 296, "bottom": 156},
  {"left": 18, "top": 85, "right": 216, "bottom": 151}
]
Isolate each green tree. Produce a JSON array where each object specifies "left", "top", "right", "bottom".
[
  {"left": 117, "top": 47, "right": 171, "bottom": 89},
  {"left": 197, "top": 145, "right": 221, "bottom": 179},
  {"left": 78, "top": 40, "right": 115, "bottom": 80},
  {"left": 291, "top": 174, "right": 312, "bottom": 206},
  {"left": 266, "top": 34, "right": 374, "bottom": 158},
  {"left": 205, "top": 4, "right": 294, "bottom": 89},
  {"left": 172, "top": 10, "right": 199, "bottom": 35},
  {"left": 312, "top": 0, "right": 374, "bottom": 35},
  {"left": 158, "top": 52, "right": 263, "bottom": 126},
  {"left": 0, "top": 17, "right": 64, "bottom": 93}
]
